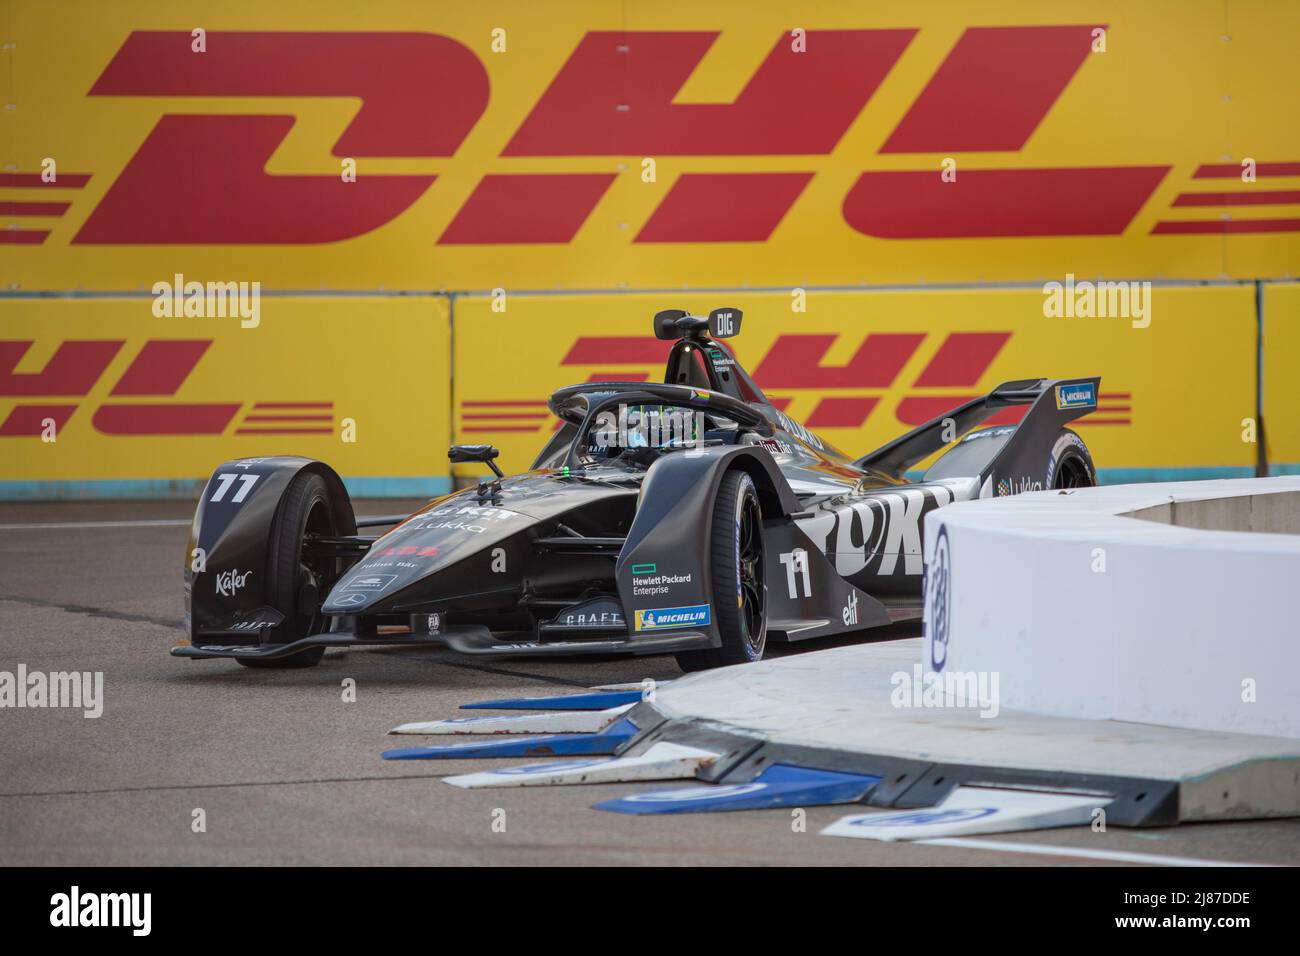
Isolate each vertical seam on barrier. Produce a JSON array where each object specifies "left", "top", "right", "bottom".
[
  {"left": 447, "top": 291, "right": 457, "bottom": 488},
  {"left": 1255, "top": 279, "right": 1266, "bottom": 477}
]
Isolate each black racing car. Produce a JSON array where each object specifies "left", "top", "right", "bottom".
[{"left": 173, "top": 308, "right": 1098, "bottom": 672}]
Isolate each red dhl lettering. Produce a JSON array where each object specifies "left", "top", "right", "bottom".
[
  {"left": 7, "top": 27, "right": 1287, "bottom": 249},
  {"left": 458, "top": 333, "right": 1133, "bottom": 433},
  {"left": 0, "top": 340, "right": 332, "bottom": 437}
]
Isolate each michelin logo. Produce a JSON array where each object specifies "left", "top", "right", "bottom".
[
  {"left": 1055, "top": 382, "right": 1096, "bottom": 410},
  {"left": 634, "top": 604, "right": 711, "bottom": 632}
]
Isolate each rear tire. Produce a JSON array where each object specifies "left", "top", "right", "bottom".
[
  {"left": 1047, "top": 428, "right": 1097, "bottom": 490},
  {"left": 675, "top": 470, "right": 766, "bottom": 672},
  {"left": 237, "top": 471, "right": 338, "bottom": 669}
]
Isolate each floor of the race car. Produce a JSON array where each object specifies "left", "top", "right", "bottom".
[{"left": 1, "top": 499, "right": 1295, "bottom": 866}]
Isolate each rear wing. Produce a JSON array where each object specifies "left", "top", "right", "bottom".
[{"left": 853, "top": 377, "right": 1101, "bottom": 479}]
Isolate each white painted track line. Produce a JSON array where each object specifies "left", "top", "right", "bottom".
[
  {"left": 919, "top": 837, "right": 1272, "bottom": 867},
  {"left": 0, "top": 519, "right": 192, "bottom": 531}
]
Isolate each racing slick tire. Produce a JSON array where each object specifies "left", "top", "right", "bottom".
[
  {"left": 237, "top": 471, "right": 341, "bottom": 669},
  {"left": 1047, "top": 428, "right": 1097, "bottom": 490},
  {"left": 675, "top": 469, "right": 767, "bottom": 672}
]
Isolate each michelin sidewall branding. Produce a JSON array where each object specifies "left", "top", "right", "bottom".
[{"left": 1045, "top": 430, "right": 1095, "bottom": 488}]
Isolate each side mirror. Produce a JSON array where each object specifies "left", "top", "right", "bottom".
[
  {"left": 653, "top": 308, "right": 689, "bottom": 340},
  {"left": 708, "top": 307, "right": 742, "bottom": 338},
  {"left": 448, "top": 444, "right": 504, "bottom": 479}
]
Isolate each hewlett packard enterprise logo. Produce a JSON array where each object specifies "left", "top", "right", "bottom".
[{"left": 633, "top": 604, "right": 711, "bottom": 631}]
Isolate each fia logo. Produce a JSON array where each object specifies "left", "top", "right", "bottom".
[{"left": 214, "top": 568, "right": 251, "bottom": 597}]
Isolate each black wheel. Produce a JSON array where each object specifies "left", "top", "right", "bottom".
[
  {"left": 675, "top": 470, "right": 766, "bottom": 672},
  {"left": 1047, "top": 428, "right": 1097, "bottom": 490},
  {"left": 237, "top": 471, "right": 338, "bottom": 669}
]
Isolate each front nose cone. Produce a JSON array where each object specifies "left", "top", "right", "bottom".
[{"left": 321, "top": 500, "right": 537, "bottom": 614}]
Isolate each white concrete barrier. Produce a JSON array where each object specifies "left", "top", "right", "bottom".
[{"left": 922, "top": 478, "right": 1300, "bottom": 738}]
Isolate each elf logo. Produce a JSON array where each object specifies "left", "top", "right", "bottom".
[
  {"left": 49, "top": 886, "right": 151, "bottom": 936},
  {"left": 842, "top": 590, "right": 860, "bottom": 627}
]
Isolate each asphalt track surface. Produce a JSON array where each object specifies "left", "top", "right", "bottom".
[{"left": 1, "top": 500, "right": 1296, "bottom": 867}]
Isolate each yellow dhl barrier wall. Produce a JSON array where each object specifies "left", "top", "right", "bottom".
[
  {"left": 452, "top": 288, "right": 1260, "bottom": 483},
  {"left": 3, "top": 0, "right": 1299, "bottom": 291},
  {"left": 2, "top": 285, "right": 1291, "bottom": 498},
  {"left": 0, "top": 297, "right": 452, "bottom": 497},
  {"left": 1264, "top": 283, "right": 1300, "bottom": 474}
]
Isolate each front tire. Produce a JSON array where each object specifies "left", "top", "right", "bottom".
[
  {"left": 675, "top": 470, "right": 767, "bottom": 672},
  {"left": 1047, "top": 428, "right": 1097, "bottom": 489},
  {"left": 237, "top": 471, "right": 340, "bottom": 669}
]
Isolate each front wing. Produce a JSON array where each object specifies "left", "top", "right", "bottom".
[{"left": 171, "top": 624, "right": 717, "bottom": 661}]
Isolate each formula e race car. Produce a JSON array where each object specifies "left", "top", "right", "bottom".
[{"left": 173, "top": 308, "right": 1099, "bottom": 672}]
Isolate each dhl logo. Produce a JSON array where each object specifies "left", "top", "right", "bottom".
[
  {"left": 6, "top": 333, "right": 1134, "bottom": 444},
  {"left": 6, "top": 28, "right": 1297, "bottom": 247},
  {"left": 0, "top": 339, "right": 332, "bottom": 437},
  {"left": 458, "top": 333, "right": 1133, "bottom": 436}
]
